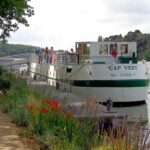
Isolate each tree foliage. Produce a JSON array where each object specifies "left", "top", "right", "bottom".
[
  {"left": 0, "top": 0, "right": 34, "bottom": 42},
  {"left": 0, "top": 68, "right": 11, "bottom": 95},
  {"left": 0, "top": 42, "right": 35, "bottom": 57}
]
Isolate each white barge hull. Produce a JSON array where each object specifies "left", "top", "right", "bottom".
[{"left": 30, "top": 62, "right": 149, "bottom": 103}]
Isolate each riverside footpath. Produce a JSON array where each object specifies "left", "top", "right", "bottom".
[{"left": 0, "top": 105, "right": 29, "bottom": 150}]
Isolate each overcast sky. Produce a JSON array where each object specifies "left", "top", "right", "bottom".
[{"left": 9, "top": 0, "right": 150, "bottom": 50}]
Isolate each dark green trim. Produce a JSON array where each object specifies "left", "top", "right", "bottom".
[
  {"left": 71, "top": 79, "right": 149, "bottom": 87},
  {"left": 119, "top": 56, "right": 138, "bottom": 64},
  {"left": 93, "top": 62, "right": 105, "bottom": 64}
]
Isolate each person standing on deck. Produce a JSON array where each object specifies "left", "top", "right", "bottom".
[
  {"left": 49, "top": 46, "right": 56, "bottom": 64},
  {"left": 49, "top": 47, "right": 54, "bottom": 63},
  {"left": 45, "top": 47, "right": 49, "bottom": 63},
  {"left": 35, "top": 47, "right": 40, "bottom": 63},
  {"left": 111, "top": 43, "right": 118, "bottom": 62},
  {"left": 35, "top": 47, "right": 40, "bottom": 56}
]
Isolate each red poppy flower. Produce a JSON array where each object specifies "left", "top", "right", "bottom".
[
  {"left": 49, "top": 101, "right": 58, "bottom": 107},
  {"left": 45, "top": 100, "right": 49, "bottom": 104},
  {"left": 52, "top": 106, "right": 61, "bottom": 112},
  {"left": 45, "top": 100, "right": 58, "bottom": 107},
  {"left": 41, "top": 107, "right": 49, "bottom": 113}
]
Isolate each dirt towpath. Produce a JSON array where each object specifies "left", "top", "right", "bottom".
[{"left": 0, "top": 106, "right": 29, "bottom": 150}]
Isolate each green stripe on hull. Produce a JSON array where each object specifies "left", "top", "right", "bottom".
[{"left": 71, "top": 80, "right": 149, "bottom": 87}]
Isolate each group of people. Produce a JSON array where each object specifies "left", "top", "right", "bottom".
[
  {"left": 35, "top": 46, "right": 56, "bottom": 64},
  {"left": 35, "top": 46, "right": 76, "bottom": 65}
]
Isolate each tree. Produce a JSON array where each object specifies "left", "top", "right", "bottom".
[
  {"left": 98, "top": 36, "right": 102, "bottom": 42},
  {"left": 0, "top": 0, "right": 34, "bottom": 42}
]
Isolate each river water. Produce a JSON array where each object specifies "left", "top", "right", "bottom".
[{"left": 114, "top": 94, "right": 150, "bottom": 124}]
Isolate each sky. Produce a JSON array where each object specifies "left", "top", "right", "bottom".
[{"left": 8, "top": 0, "right": 150, "bottom": 50}]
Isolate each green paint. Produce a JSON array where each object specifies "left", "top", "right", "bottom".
[{"left": 71, "top": 79, "right": 149, "bottom": 87}]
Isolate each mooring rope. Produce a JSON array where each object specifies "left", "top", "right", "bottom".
[{"left": 66, "top": 62, "right": 89, "bottom": 80}]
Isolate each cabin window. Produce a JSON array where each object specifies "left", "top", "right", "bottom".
[
  {"left": 99, "top": 44, "right": 108, "bottom": 55},
  {"left": 120, "top": 44, "right": 128, "bottom": 54},
  {"left": 110, "top": 43, "right": 117, "bottom": 54},
  {"left": 77, "top": 43, "right": 90, "bottom": 55}
]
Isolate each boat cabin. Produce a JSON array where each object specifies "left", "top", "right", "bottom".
[
  {"left": 31, "top": 41, "right": 138, "bottom": 65},
  {"left": 75, "top": 41, "right": 137, "bottom": 64}
]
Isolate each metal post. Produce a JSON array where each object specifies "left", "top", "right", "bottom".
[{"left": 107, "top": 97, "right": 113, "bottom": 111}]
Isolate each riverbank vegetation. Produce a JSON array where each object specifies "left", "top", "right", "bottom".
[
  {"left": 0, "top": 69, "right": 150, "bottom": 150},
  {"left": 0, "top": 42, "right": 35, "bottom": 57}
]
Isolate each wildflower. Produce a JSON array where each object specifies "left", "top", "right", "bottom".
[
  {"left": 36, "top": 105, "right": 40, "bottom": 110},
  {"left": 52, "top": 106, "right": 61, "bottom": 112},
  {"left": 45, "top": 99, "right": 49, "bottom": 104},
  {"left": 66, "top": 111, "right": 72, "bottom": 119},
  {"left": 46, "top": 100, "right": 58, "bottom": 107},
  {"left": 41, "top": 107, "right": 49, "bottom": 113},
  {"left": 49, "top": 101, "right": 58, "bottom": 107},
  {"left": 26, "top": 104, "right": 34, "bottom": 110},
  {"left": 41, "top": 100, "right": 45, "bottom": 104}
]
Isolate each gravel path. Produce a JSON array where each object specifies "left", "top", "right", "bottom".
[{"left": 0, "top": 106, "right": 29, "bottom": 150}]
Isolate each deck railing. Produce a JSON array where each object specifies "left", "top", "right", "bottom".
[{"left": 30, "top": 53, "right": 77, "bottom": 65}]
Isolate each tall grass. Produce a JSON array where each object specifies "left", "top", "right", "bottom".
[{"left": 92, "top": 115, "right": 150, "bottom": 150}]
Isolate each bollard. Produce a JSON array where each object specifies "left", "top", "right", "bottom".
[
  {"left": 56, "top": 82, "right": 59, "bottom": 90},
  {"left": 107, "top": 97, "right": 113, "bottom": 111}
]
